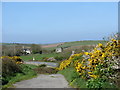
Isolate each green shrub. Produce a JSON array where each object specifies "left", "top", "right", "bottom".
[
  {"left": 31, "top": 44, "right": 42, "bottom": 54},
  {"left": 2, "top": 56, "right": 37, "bottom": 86},
  {"left": 38, "top": 64, "right": 47, "bottom": 67},
  {"left": 86, "top": 78, "right": 116, "bottom": 88},
  {"left": 33, "top": 67, "right": 58, "bottom": 74},
  {"left": 59, "top": 50, "right": 72, "bottom": 60},
  {"left": 2, "top": 57, "right": 22, "bottom": 85},
  {"left": 42, "top": 57, "right": 49, "bottom": 61},
  {"left": 73, "top": 45, "right": 95, "bottom": 53},
  {"left": 19, "top": 64, "right": 33, "bottom": 74},
  {"left": 54, "top": 56, "right": 64, "bottom": 61},
  {"left": 57, "top": 45, "right": 95, "bottom": 60},
  {"left": 2, "top": 64, "right": 37, "bottom": 88}
]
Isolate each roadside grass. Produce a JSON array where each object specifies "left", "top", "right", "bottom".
[
  {"left": 2, "top": 64, "right": 38, "bottom": 89},
  {"left": 57, "top": 67, "right": 87, "bottom": 88},
  {"left": 20, "top": 53, "right": 60, "bottom": 61}
]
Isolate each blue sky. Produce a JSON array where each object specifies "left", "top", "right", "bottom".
[{"left": 2, "top": 2, "right": 118, "bottom": 44}]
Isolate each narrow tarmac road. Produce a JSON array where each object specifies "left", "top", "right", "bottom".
[
  {"left": 24, "top": 61, "right": 58, "bottom": 67},
  {"left": 13, "top": 74, "right": 71, "bottom": 88}
]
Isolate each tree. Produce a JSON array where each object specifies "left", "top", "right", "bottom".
[
  {"left": 2, "top": 45, "right": 23, "bottom": 56},
  {"left": 31, "top": 44, "right": 42, "bottom": 54}
]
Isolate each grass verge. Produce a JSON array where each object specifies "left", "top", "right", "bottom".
[{"left": 57, "top": 67, "right": 87, "bottom": 88}]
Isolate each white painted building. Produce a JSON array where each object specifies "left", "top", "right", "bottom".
[
  {"left": 23, "top": 49, "right": 31, "bottom": 54},
  {"left": 56, "top": 47, "right": 63, "bottom": 53},
  {"left": 22, "top": 46, "right": 31, "bottom": 54}
]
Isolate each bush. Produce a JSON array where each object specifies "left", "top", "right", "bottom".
[
  {"left": 1, "top": 56, "right": 36, "bottom": 86},
  {"left": 38, "top": 64, "right": 47, "bottom": 67},
  {"left": 54, "top": 56, "right": 64, "bottom": 61},
  {"left": 58, "top": 38, "right": 120, "bottom": 88},
  {"left": 2, "top": 64, "right": 37, "bottom": 89},
  {"left": 2, "top": 57, "right": 22, "bottom": 85},
  {"left": 74, "top": 45, "right": 95, "bottom": 53},
  {"left": 86, "top": 78, "right": 116, "bottom": 88},
  {"left": 31, "top": 44, "right": 42, "bottom": 54},
  {"left": 2, "top": 45, "right": 24, "bottom": 56},
  {"left": 60, "top": 49, "right": 72, "bottom": 60},
  {"left": 57, "top": 45, "right": 95, "bottom": 61},
  {"left": 33, "top": 67, "right": 58, "bottom": 74}
]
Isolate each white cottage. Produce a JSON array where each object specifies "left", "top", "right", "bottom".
[
  {"left": 23, "top": 49, "right": 31, "bottom": 54},
  {"left": 22, "top": 46, "right": 31, "bottom": 54},
  {"left": 56, "top": 47, "right": 63, "bottom": 53}
]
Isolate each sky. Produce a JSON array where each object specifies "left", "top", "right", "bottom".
[{"left": 2, "top": 2, "right": 118, "bottom": 44}]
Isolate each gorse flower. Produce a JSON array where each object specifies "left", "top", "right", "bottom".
[
  {"left": 98, "top": 43, "right": 103, "bottom": 47},
  {"left": 85, "top": 52, "right": 89, "bottom": 55},
  {"left": 58, "top": 38, "right": 120, "bottom": 80},
  {"left": 89, "top": 75, "right": 99, "bottom": 79},
  {"left": 1, "top": 56, "right": 23, "bottom": 64},
  {"left": 58, "top": 59, "right": 71, "bottom": 70}
]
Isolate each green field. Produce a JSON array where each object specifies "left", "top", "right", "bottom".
[
  {"left": 2, "top": 40, "right": 107, "bottom": 50},
  {"left": 61, "top": 40, "right": 107, "bottom": 47},
  {"left": 20, "top": 53, "right": 60, "bottom": 61},
  {"left": 20, "top": 40, "right": 107, "bottom": 61},
  {"left": 44, "top": 40, "right": 107, "bottom": 50}
]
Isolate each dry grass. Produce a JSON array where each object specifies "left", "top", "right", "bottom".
[{"left": 33, "top": 67, "right": 58, "bottom": 74}]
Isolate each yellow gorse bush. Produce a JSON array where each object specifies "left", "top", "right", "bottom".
[
  {"left": 1, "top": 56, "right": 23, "bottom": 64},
  {"left": 58, "top": 39, "right": 120, "bottom": 80},
  {"left": 58, "top": 59, "right": 71, "bottom": 70},
  {"left": 58, "top": 53, "right": 83, "bottom": 70}
]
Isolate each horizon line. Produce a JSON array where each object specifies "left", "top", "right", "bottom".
[{"left": 1, "top": 40, "right": 106, "bottom": 45}]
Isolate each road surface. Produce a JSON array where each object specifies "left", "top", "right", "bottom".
[
  {"left": 13, "top": 74, "right": 71, "bottom": 88},
  {"left": 24, "top": 61, "right": 58, "bottom": 67}
]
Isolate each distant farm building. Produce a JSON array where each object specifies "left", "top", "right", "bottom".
[
  {"left": 56, "top": 47, "right": 63, "bottom": 53},
  {"left": 22, "top": 46, "right": 31, "bottom": 54},
  {"left": 23, "top": 49, "right": 31, "bottom": 54}
]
